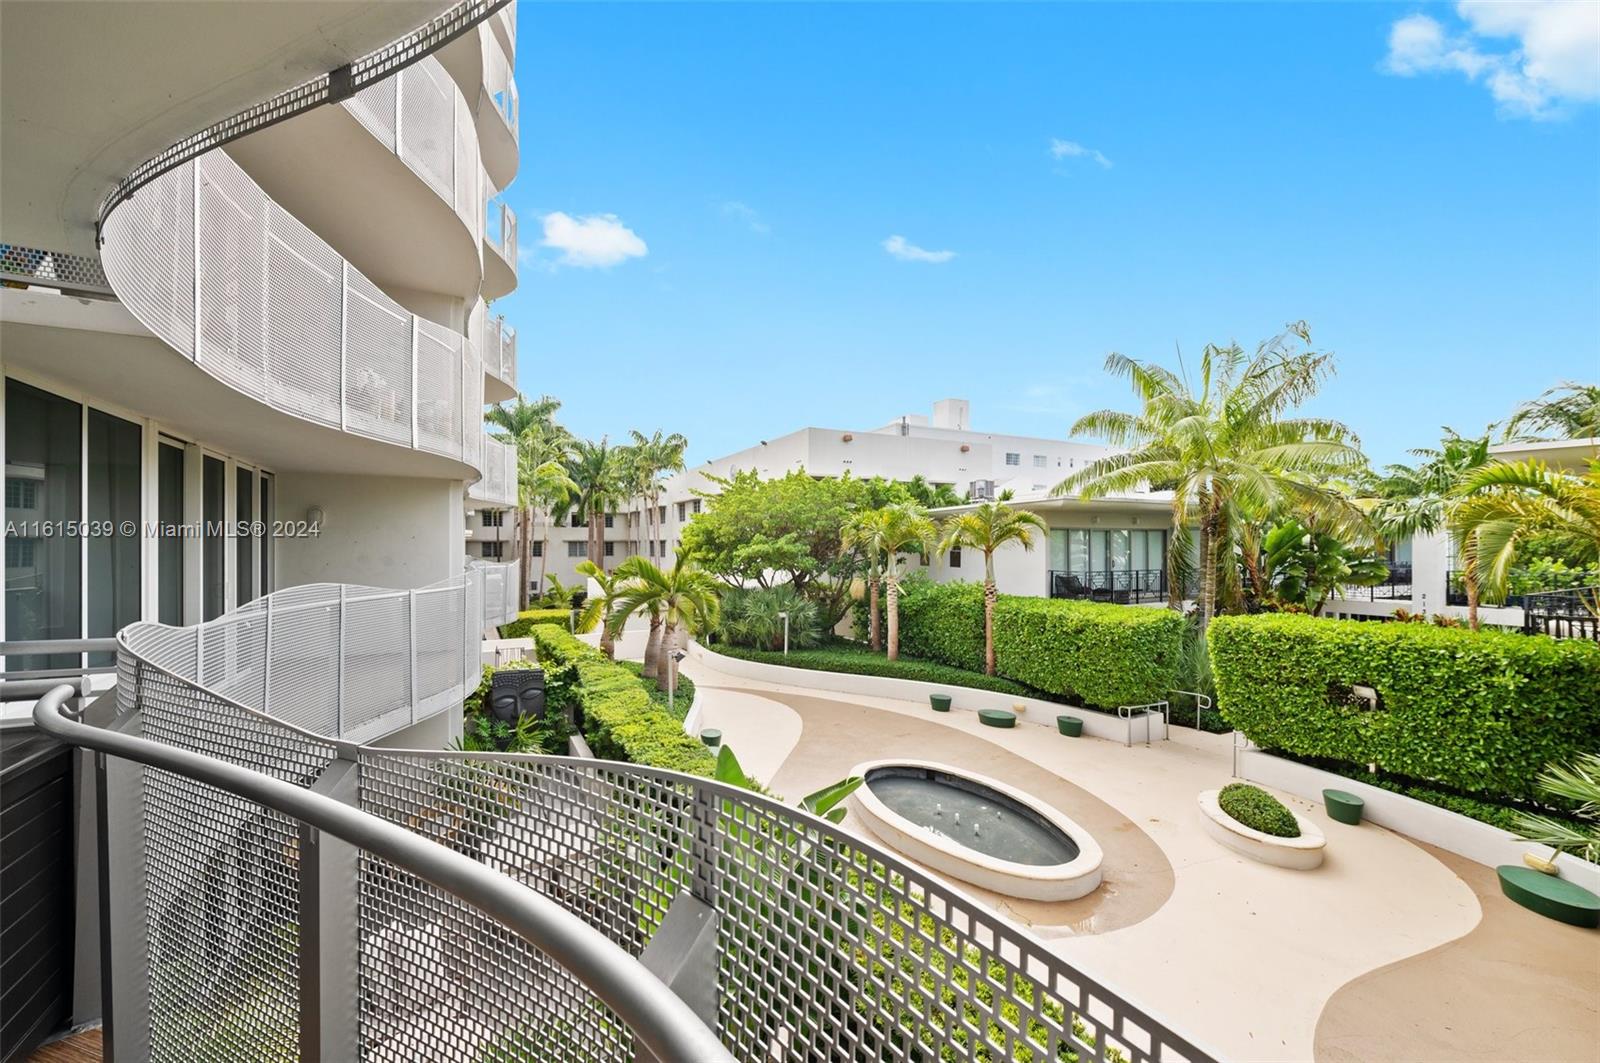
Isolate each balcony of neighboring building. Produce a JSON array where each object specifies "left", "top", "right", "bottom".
[
  {"left": 436, "top": 13, "right": 519, "bottom": 194},
  {"left": 483, "top": 194, "right": 519, "bottom": 298}
]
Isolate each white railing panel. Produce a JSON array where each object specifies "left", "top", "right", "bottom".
[
  {"left": 99, "top": 161, "right": 195, "bottom": 359},
  {"left": 265, "top": 200, "right": 343, "bottom": 426},
  {"left": 343, "top": 271, "right": 413, "bottom": 445},
  {"left": 196, "top": 153, "right": 269, "bottom": 399},
  {"left": 415, "top": 319, "right": 463, "bottom": 458},
  {"left": 399, "top": 60, "right": 457, "bottom": 201},
  {"left": 346, "top": 76, "right": 398, "bottom": 151},
  {"left": 340, "top": 591, "right": 412, "bottom": 735}
]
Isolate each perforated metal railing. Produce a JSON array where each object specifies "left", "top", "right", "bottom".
[
  {"left": 471, "top": 433, "right": 518, "bottom": 508},
  {"left": 486, "top": 314, "right": 517, "bottom": 389},
  {"left": 100, "top": 146, "right": 508, "bottom": 491},
  {"left": 483, "top": 36, "right": 520, "bottom": 143},
  {"left": 0, "top": 243, "right": 114, "bottom": 295},
  {"left": 486, "top": 196, "right": 518, "bottom": 267},
  {"left": 342, "top": 54, "right": 484, "bottom": 248},
  {"left": 116, "top": 562, "right": 518, "bottom": 744}
]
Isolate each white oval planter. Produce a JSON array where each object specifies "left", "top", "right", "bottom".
[
  {"left": 849, "top": 759, "right": 1104, "bottom": 901},
  {"left": 1197, "top": 789, "right": 1326, "bottom": 870}
]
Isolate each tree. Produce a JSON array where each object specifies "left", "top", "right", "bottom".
[
  {"left": 574, "top": 560, "right": 626, "bottom": 659},
  {"left": 842, "top": 508, "right": 888, "bottom": 651},
  {"left": 486, "top": 394, "right": 567, "bottom": 608},
  {"left": 872, "top": 503, "right": 939, "bottom": 661},
  {"left": 565, "top": 438, "right": 627, "bottom": 566},
  {"left": 1451, "top": 458, "right": 1600, "bottom": 613},
  {"left": 625, "top": 429, "right": 688, "bottom": 559},
  {"left": 522, "top": 433, "right": 576, "bottom": 596},
  {"left": 1501, "top": 381, "right": 1600, "bottom": 442},
  {"left": 938, "top": 501, "right": 1048, "bottom": 673},
  {"left": 1054, "top": 324, "right": 1365, "bottom": 629},
  {"left": 678, "top": 470, "right": 869, "bottom": 627},
  {"left": 1367, "top": 429, "right": 1492, "bottom": 627},
  {"left": 607, "top": 556, "right": 721, "bottom": 695},
  {"left": 1260, "top": 518, "right": 1388, "bottom": 616}
]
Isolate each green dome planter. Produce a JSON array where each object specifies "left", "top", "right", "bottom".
[
  {"left": 929, "top": 694, "right": 952, "bottom": 712},
  {"left": 1496, "top": 864, "right": 1600, "bottom": 928},
  {"left": 699, "top": 729, "right": 722, "bottom": 749},
  {"left": 978, "top": 709, "right": 1016, "bottom": 729},
  {"left": 1323, "top": 789, "right": 1365, "bottom": 826},
  {"left": 1056, "top": 715, "right": 1083, "bottom": 738}
]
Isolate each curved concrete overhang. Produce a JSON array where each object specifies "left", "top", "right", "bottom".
[
  {"left": 437, "top": 24, "right": 488, "bottom": 108},
  {"left": 482, "top": 218, "right": 519, "bottom": 300},
  {"left": 0, "top": 0, "right": 450, "bottom": 256},
  {"left": 225, "top": 93, "right": 485, "bottom": 316},
  {"left": 1, "top": 289, "right": 477, "bottom": 482}
]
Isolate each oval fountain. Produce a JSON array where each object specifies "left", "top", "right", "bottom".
[{"left": 848, "top": 760, "right": 1104, "bottom": 901}]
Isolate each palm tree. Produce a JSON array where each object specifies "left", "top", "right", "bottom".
[
  {"left": 842, "top": 508, "right": 888, "bottom": 651},
  {"left": 1452, "top": 458, "right": 1600, "bottom": 613},
  {"left": 565, "top": 438, "right": 627, "bottom": 566},
  {"left": 608, "top": 556, "right": 721, "bottom": 695},
  {"left": 1054, "top": 325, "right": 1365, "bottom": 629},
  {"left": 1501, "top": 382, "right": 1600, "bottom": 442},
  {"left": 574, "top": 560, "right": 626, "bottom": 659},
  {"left": 486, "top": 395, "right": 567, "bottom": 608},
  {"left": 939, "top": 501, "right": 1048, "bottom": 674},
  {"left": 522, "top": 434, "right": 576, "bottom": 597},
  {"left": 627, "top": 429, "right": 688, "bottom": 558},
  {"left": 1368, "top": 430, "right": 1492, "bottom": 627},
  {"left": 874, "top": 503, "right": 939, "bottom": 660}
]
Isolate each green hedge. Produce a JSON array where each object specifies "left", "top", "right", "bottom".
[
  {"left": 711, "top": 642, "right": 1049, "bottom": 700},
  {"left": 499, "top": 608, "right": 573, "bottom": 639},
  {"left": 529, "top": 626, "right": 714, "bottom": 776},
  {"left": 861, "top": 581, "right": 1184, "bottom": 709},
  {"left": 1217, "top": 782, "right": 1300, "bottom": 838},
  {"left": 1209, "top": 613, "right": 1600, "bottom": 802}
]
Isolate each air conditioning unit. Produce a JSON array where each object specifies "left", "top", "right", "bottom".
[{"left": 968, "top": 479, "right": 996, "bottom": 501}]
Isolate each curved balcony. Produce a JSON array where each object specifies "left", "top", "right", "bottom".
[
  {"left": 483, "top": 313, "right": 518, "bottom": 402},
  {"left": 470, "top": 433, "right": 518, "bottom": 508},
  {"left": 99, "top": 149, "right": 506, "bottom": 494},
  {"left": 224, "top": 54, "right": 485, "bottom": 307},
  {"left": 483, "top": 195, "right": 518, "bottom": 299},
  {"left": 479, "top": 37, "right": 520, "bottom": 191},
  {"left": 35, "top": 584, "right": 1213, "bottom": 1062}
]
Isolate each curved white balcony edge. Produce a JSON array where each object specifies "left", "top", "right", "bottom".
[
  {"left": 100, "top": 149, "right": 507, "bottom": 489},
  {"left": 115, "top": 561, "right": 520, "bottom": 745}
]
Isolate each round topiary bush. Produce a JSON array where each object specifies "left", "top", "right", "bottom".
[{"left": 1218, "top": 783, "right": 1301, "bottom": 839}]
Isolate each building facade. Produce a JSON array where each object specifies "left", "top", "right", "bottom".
[{"left": 2, "top": 1, "right": 522, "bottom": 732}]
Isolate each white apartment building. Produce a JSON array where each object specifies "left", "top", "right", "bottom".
[
  {"left": 532, "top": 397, "right": 1178, "bottom": 603},
  {"left": 2, "top": 0, "right": 522, "bottom": 736}
]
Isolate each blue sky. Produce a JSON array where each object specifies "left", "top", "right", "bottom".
[{"left": 498, "top": 1, "right": 1600, "bottom": 468}]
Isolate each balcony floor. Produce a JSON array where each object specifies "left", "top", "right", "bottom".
[
  {"left": 682, "top": 655, "right": 1600, "bottom": 1063},
  {"left": 26, "top": 1027, "right": 101, "bottom": 1062}
]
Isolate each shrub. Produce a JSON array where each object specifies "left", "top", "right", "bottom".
[
  {"left": 897, "top": 580, "right": 986, "bottom": 669},
  {"left": 716, "top": 585, "right": 824, "bottom": 651},
  {"left": 1209, "top": 613, "right": 1600, "bottom": 803},
  {"left": 991, "top": 596, "right": 1184, "bottom": 708},
  {"left": 463, "top": 659, "right": 540, "bottom": 717},
  {"left": 499, "top": 608, "right": 573, "bottom": 639},
  {"left": 529, "top": 626, "right": 714, "bottom": 776},
  {"left": 711, "top": 641, "right": 1050, "bottom": 700},
  {"left": 619, "top": 660, "right": 695, "bottom": 720},
  {"left": 1217, "top": 783, "right": 1301, "bottom": 838}
]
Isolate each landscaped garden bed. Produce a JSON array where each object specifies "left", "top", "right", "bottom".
[
  {"left": 1198, "top": 783, "right": 1325, "bottom": 869},
  {"left": 709, "top": 639, "right": 1052, "bottom": 700}
]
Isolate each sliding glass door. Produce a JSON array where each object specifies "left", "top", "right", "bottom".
[
  {"left": 86, "top": 410, "right": 142, "bottom": 663},
  {"left": 4, "top": 381, "right": 82, "bottom": 669}
]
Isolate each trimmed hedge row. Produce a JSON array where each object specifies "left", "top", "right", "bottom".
[
  {"left": 1218, "top": 783, "right": 1300, "bottom": 838},
  {"left": 499, "top": 608, "right": 573, "bottom": 639},
  {"left": 529, "top": 626, "right": 714, "bottom": 776},
  {"left": 868, "top": 581, "right": 1185, "bottom": 708},
  {"left": 1210, "top": 613, "right": 1600, "bottom": 802},
  {"left": 711, "top": 643, "right": 1049, "bottom": 700}
]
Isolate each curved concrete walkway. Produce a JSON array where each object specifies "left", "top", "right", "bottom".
[{"left": 681, "top": 655, "right": 1520, "bottom": 1062}]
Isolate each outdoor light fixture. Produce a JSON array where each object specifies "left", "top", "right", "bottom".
[
  {"left": 779, "top": 611, "right": 790, "bottom": 656},
  {"left": 667, "top": 649, "right": 689, "bottom": 715},
  {"left": 307, "top": 505, "right": 325, "bottom": 527}
]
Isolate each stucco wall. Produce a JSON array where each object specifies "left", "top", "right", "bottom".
[{"left": 274, "top": 472, "right": 465, "bottom": 590}]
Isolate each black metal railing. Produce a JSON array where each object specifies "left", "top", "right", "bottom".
[
  {"left": 1522, "top": 586, "right": 1600, "bottom": 642},
  {"left": 1049, "top": 568, "right": 1168, "bottom": 604},
  {"left": 1338, "top": 564, "right": 1413, "bottom": 601}
]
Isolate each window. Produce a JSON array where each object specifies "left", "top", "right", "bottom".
[
  {"left": 90, "top": 410, "right": 143, "bottom": 656},
  {"left": 691, "top": 499, "right": 702, "bottom": 515},
  {"left": 157, "top": 442, "right": 184, "bottom": 625},
  {"left": 530, "top": 541, "right": 543, "bottom": 557},
  {"left": 1004, "top": 452, "right": 1020, "bottom": 466},
  {"left": 570, "top": 513, "right": 587, "bottom": 528},
  {"left": 658, "top": 505, "right": 666, "bottom": 522},
  {"left": 604, "top": 513, "right": 614, "bottom": 529},
  {"left": 482, "top": 510, "right": 505, "bottom": 528},
  {"left": 566, "top": 541, "right": 586, "bottom": 558},
  {"left": 1033, "top": 455, "right": 1047, "bottom": 468},
  {"left": 481, "top": 541, "right": 504, "bottom": 559},
  {"left": 676, "top": 502, "right": 687, "bottom": 522},
  {"left": 202, "top": 456, "right": 225, "bottom": 621},
  {"left": 658, "top": 540, "right": 668, "bottom": 557},
  {"left": 236, "top": 466, "right": 254, "bottom": 606},
  {"left": 6, "top": 380, "right": 82, "bottom": 670},
  {"left": 647, "top": 540, "right": 655, "bottom": 557},
  {"left": 604, "top": 541, "right": 615, "bottom": 557},
  {"left": 949, "top": 546, "right": 961, "bottom": 568}
]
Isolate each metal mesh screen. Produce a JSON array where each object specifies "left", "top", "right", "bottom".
[
  {"left": 398, "top": 60, "right": 457, "bottom": 201},
  {"left": 355, "top": 752, "right": 1211, "bottom": 1063},
  {"left": 265, "top": 201, "right": 343, "bottom": 426},
  {"left": 133, "top": 663, "right": 335, "bottom": 1062},
  {"left": 99, "top": 161, "right": 195, "bottom": 357},
  {"left": 196, "top": 153, "right": 269, "bottom": 399},
  {"left": 343, "top": 272, "right": 414, "bottom": 445},
  {"left": 0, "top": 243, "right": 113, "bottom": 294},
  {"left": 416, "top": 320, "right": 463, "bottom": 458}
]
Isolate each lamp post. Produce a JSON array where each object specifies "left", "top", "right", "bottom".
[
  {"left": 667, "top": 649, "right": 687, "bottom": 716},
  {"left": 779, "top": 611, "right": 789, "bottom": 656}
]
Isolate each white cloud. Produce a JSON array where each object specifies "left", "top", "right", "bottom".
[
  {"left": 882, "top": 235, "right": 956, "bottom": 263},
  {"left": 539, "top": 211, "right": 648, "bottom": 268},
  {"left": 1049, "top": 138, "right": 1113, "bottom": 168},
  {"left": 1383, "top": 2, "right": 1600, "bottom": 119},
  {"left": 720, "top": 200, "right": 770, "bottom": 234}
]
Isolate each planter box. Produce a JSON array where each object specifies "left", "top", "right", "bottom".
[
  {"left": 1198, "top": 789, "right": 1325, "bottom": 870},
  {"left": 1237, "top": 747, "right": 1600, "bottom": 895}
]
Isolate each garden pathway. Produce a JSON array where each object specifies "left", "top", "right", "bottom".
[{"left": 680, "top": 654, "right": 1542, "bottom": 1062}]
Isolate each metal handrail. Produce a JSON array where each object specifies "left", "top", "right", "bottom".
[{"left": 33, "top": 687, "right": 735, "bottom": 1063}]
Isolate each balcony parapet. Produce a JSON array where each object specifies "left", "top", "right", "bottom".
[
  {"left": 99, "top": 149, "right": 505, "bottom": 480},
  {"left": 470, "top": 432, "right": 518, "bottom": 507}
]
